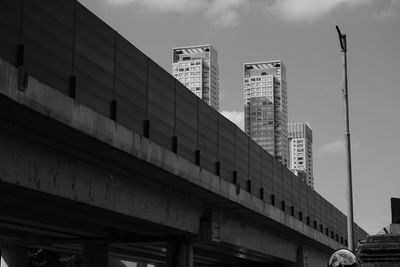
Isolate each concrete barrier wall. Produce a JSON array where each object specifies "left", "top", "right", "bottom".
[{"left": 0, "top": 0, "right": 368, "bottom": 246}]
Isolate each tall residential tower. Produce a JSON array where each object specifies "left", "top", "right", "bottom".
[
  {"left": 172, "top": 44, "right": 219, "bottom": 110},
  {"left": 288, "top": 122, "right": 314, "bottom": 188},
  {"left": 244, "top": 60, "right": 289, "bottom": 166}
]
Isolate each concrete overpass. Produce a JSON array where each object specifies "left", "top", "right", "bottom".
[{"left": 0, "top": 1, "right": 367, "bottom": 266}]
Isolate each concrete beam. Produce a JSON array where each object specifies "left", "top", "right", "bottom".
[
  {"left": 0, "top": 124, "right": 201, "bottom": 236},
  {"left": 296, "top": 246, "right": 330, "bottom": 267},
  {"left": 0, "top": 58, "right": 342, "bottom": 262},
  {"left": 201, "top": 213, "right": 297, "bottom": 262}
]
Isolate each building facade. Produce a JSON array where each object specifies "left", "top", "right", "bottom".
[
  {"left": 172, "top": 44, "right": 219, "bottom": 110},
  {"left": 288, "top": 122, "right": 313, "bottom": 188},
  {"left": 243, "top": 60, "right": 289, "bottom": 166}
]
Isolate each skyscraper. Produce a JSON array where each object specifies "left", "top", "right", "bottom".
[
  {"left": 288, "top": 122, "right": 314, "bottom": 188},
  {"left": 244, "top": 60, "right": 289, "bottom": 166},
  {"left": 172, "top": 44, "right": 219, "bottom": 110}
]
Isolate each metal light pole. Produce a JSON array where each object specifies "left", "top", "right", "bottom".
[{"left": 336, "top": 25, "right": 355, "bottom": 251}]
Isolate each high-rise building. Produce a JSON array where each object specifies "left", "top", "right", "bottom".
[
  {"left": 172, "top": 44, "right": 219, "bottom": 110},
  {"left": 244, "top": 60, "right": 289, "bottom": 166},
  {"left": 288, "top": 122, "right": 313, "bottom": 188}
]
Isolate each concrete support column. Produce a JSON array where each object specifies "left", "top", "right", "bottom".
[
  {"left": 295, "top": 246, "right": 305, "bottom": 267},
  {"left": 0, "top": 247, "right": 29, "bottom": 267},
  {"left": 166, "top": 239, "right": 193, "bottom": 267},
  {"left": 82, "top": 243, "right": 109, "bottom": 267}
]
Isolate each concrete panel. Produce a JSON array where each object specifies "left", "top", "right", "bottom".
[
  {"left": 22, "top": 0, "right": 74, "bottom": 95},
  {"left": 0, "top": 0, "right": 22, "bottom": 66},
  {"left": 302, "top": 246, "right": 330, "bottom": 267},
  {"left": 282, "top": 168, "right": 292, "bottom": 215},
  {"left": 320, "top": 195, "right": 327, "bottom": 232},
  {"left": 175, "top": 81, "right": 198, "bottom": 164},
  {"left": 75, "top": 3, "right": 115, "bottom": 118},
  {"left": 0, "top": 59, "right": 19, "bottom": 98},
  {"left": 248, "top": 138, "right": 262, "bottom": 197},
  {"left": 272, "top": 162, "right": 283, "bottom": 208},
  {"left": 217, "top": 114, "right": 235, "bottom": 183},
  {"left": 209, "top": 172, "right": 220, "bottom": 194},
  {"left": 147, "top": 59, "right": 175, "bottom": 150},
  {"left": 314, "top": 193, "right": 320, "bottom": 229},
  {"left": 199, "top": 169, "right": 212, "bottom": 191},
  {"left": 234, "top": 127, "right": 249, "bottom": 189},
  {"left": 299, "top": 181, "right": 308, "bottom": 221},
  {"left": 307, "top": 186, "right": 315, "bottom": 223},
  {"left": 115, "top": 34, "right": 148, "bottom": 135},
  {"left": 0, "top": 127, "right": 201, "bottom": 234},
  {"left": 212, "top": 214, "right": 297, "bottom": 263},
  {"left": 197, "top": 99, "right": 218, "bottom": 173},
  {"left": 219, "top": 178, "right": 232, "bottom": 201},
  {"left": 250, "top": 195, "right": 264, "bottom": 215},
  {"left": 261, "top": 150, "right": 273, "bottom": 204},
  {"left": 291, "top": 173, "right": 300, "bottom": 219}
]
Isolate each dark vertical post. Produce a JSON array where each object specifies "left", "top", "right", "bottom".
[
  {"left": 110, "top": 31, "right": 117, "bottom": 121},
  {"left": 82, "top": 243, "right": 109, "bottom": 267},
  {"left": 166, "top": 239, "right": 193, "bottom": 267},
  {"left": 336, "top": 25, "right": 355, "bottom": 251},
  {"left": 173, "top": 79, "right": 178, "bottom": 153},
  {"left": 69, "top": 0, "right": 77, "bottom": 99},
  {"left": 144, "top": 57, "right": 150, "bottom": 138}
]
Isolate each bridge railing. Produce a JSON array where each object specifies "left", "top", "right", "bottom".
[{"left": 0, "top": 0, "right": 368, "bottom": 245}]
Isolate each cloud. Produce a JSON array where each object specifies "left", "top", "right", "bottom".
[
  {"left": 213, "top": 10, "right": 240, "bottom": 27},
  {"left": 103, "top": 0, "right": 205, "bottom": 13},
  {"left": 204, "top": 0, "right": 247, "bottom": 27},
  {"left": 372, "top": 0, "right": 400, "bottom": 21},
  {"left": 103, "top": 0, "right": 382, "bottom": 25},
  {"left": 103, "top": 0, "right": 245, "bottom": 27},
  {"left": 319, "top": 139, "right": 361, "bottom": 155},
  {"left": 269, "top": 0, "right": 373, "bottom": 22},
  {"left": 221, "top": 110, "right": 244, "bottom": 131}
]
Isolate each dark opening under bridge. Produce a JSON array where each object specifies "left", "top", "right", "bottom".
[{"left": 0, "top": 0, "right": 367, "bottom": 266}]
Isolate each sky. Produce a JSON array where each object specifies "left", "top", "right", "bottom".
[{"left": 79, "top": 0, "right": 400, "bottom": 235}]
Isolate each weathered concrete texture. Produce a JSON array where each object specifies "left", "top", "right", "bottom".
[
  {"left": 212, "top": 214, "right": 298, "bottom": 262},
  {"left": 0, "top": 58, "right": 342, "bottom": 254},
  {"left": 0, "top": 128, "right": 201, "bottom": 234},
  {"left": 302, "top": 246, "right": 330, "bottom": 267}
]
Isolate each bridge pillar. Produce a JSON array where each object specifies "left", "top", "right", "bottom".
[
  {"left": 280, "top": 246, "right": 306, "bottom": 267},
  {"left": 295, "top": 246, "right": 305, "bottom": 267},
  {"left": 0, "top": 247, "right": 29, "bottom": 267},
  {"left": 166, "top": 239, "right": 193, "bottom": 267},
  {"left": 82, "top": 243, "right": 109, "bottom": 267}
]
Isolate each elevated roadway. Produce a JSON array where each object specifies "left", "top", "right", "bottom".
[{"left": 1, "top": 58, "right": 348, "bottom": 266}]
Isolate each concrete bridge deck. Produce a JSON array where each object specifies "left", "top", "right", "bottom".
[
  {"left": 0, "top": 1, "right": 367, "bottom": 266},
  {"left": 1, "top": 58, "right": 344, "bottom": 266}
]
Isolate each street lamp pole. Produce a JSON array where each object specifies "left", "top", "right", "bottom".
[{"left": 336, "top": 25, "right": 355, "bottom": 251}]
